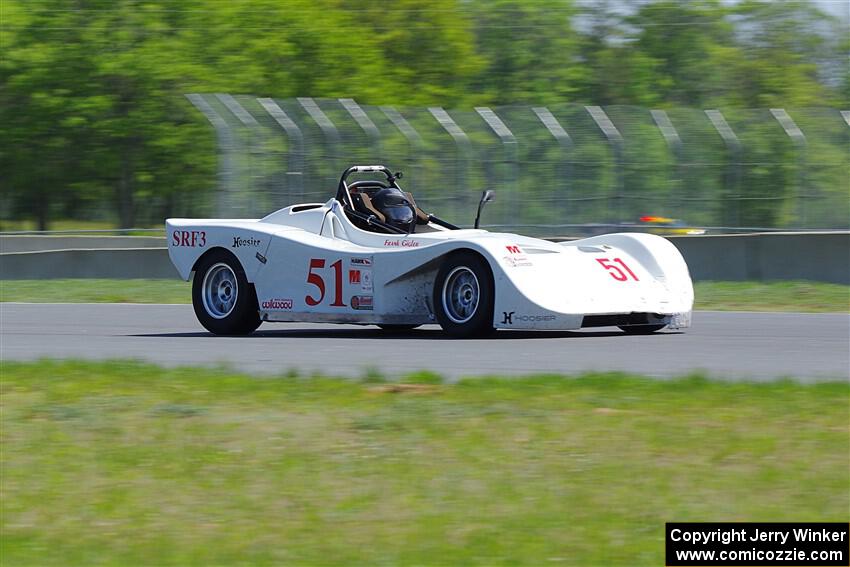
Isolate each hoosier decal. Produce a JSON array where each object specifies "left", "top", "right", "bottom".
[
  {"left": 501, "top": 311, "right": 555, "bottom": 324},
  {"left": 232, "top": 236, "right": 262, "bottom": 248}
]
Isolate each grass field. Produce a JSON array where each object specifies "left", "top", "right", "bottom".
[
  {"left": 2, "top": 279, "right": 848, "bottom": 312},
  {"left": 1, "top": 361, "right": 847, "bottom": 566},
  {"left": 693, "top": 281, "right": 849, "bottom": 312},
  {"left": 1, "top": 278, "right": 190, "bottom": 305}
]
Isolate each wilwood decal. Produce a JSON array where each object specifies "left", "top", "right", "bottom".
[{"left": 261, "top": 298, "right": 293, "bottom": 310}]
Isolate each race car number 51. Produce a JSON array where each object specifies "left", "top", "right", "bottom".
[
  {"left": 305, "top": 258, "right": 346, "bottom": 307},
  {"left": 596, "top": 258, "right": 639, "bottom": 282}
]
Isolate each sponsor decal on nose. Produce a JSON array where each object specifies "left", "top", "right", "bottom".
[{"left": 501, "top": 312, "right": 555, "bottom": 324}]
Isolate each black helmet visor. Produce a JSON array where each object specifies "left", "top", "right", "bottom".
[{"left": 383, "top": 204, "right": 414, "bottom": 225}]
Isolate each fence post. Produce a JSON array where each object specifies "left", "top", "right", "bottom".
[
  {"left": 298, "top": 97, "right": 341, "bottom": 188},
  {"left": 476, "top": 107, "right": 517, "bottom": 225},
  {"left": 705, "top": 110, "right": 742, "bottom": 228},
  {"left": 650, "top": 109, "right": 683, "bottom": 219},
  {"left": 769, "top": 109, "right": 808, "bottom": 228},
  {"left": 533, "top": 107, "right": 573, "bottom": 225},
  {"left": 258, "top": 98, "right": 304, "bottom": 203},
  {"left": 340, "top": 98, "right": 382, "bottom": 161},
  {"left": 586, "top": 105, "right": 624, "bottom": 224},
  {"left": 429, "top": 107, "right": 471, "bottom": 216},
  {"left": 216, "top": 94, "right": 264, "bottom": 217},
  {"left": 185, "top": 93, "right": 234, "bottom": 217},
  {"left": 381, "top": 106, "right": 425, "bottom": 190}
]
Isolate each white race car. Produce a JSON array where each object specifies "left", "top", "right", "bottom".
[{"left": 167, "top": 165, "right": 693, "bottom": 337}]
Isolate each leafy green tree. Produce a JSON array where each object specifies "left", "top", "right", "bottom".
[
  {"left": 1, "top": 0, "right": 215, "bottom": 228},
  {"left": 467, "top": 0, "right": 584, "bottom": 106},
  {"left": 333, "top": 0, "right": 484, "bottom": 107},
  {"left": 0, "top": 0, "right": 846, "bottom": 230},
  {"left": 626, "top": 0, "right": 734, "bottom": 107},
  {"left": 1, "top": 1, "right": 92, "bottom": 229},
  {"left": 727, "top": 0, "right": 839, "bottom": 107}
]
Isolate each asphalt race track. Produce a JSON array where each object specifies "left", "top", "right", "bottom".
[{"left": 2, "top": 303, "right": 848, "bottom": 382}]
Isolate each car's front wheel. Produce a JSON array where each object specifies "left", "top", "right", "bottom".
[
  {"left": 192, "top": 250, "right": 261, "bottom": 335},
  {"left": 433, "top": 251, "right": 494, "bottom": 338}
]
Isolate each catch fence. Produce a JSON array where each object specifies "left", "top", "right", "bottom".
[{"left": 189, "top": 95, "right": 849, "bottom": 236}]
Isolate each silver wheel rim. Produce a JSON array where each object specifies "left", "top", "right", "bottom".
[
  {"left": 441, "top": 266, "right": 480, "bottom": 324},
  {"left": 202, "top": 263, "right": 238, "bottom": 319}
]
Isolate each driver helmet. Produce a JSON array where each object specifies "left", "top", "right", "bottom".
[{"left": 371, "top": 187, "right": 416, "bottom": 233}]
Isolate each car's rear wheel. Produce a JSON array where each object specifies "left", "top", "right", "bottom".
[
  {"left": 619, "top": 324, "right": 666, "bottom": 334},
  {"left": 433, "top": 251, "right": 494, "bottom": 338},
  {"left": 192, "top": 250, "right": 261, "bottom": 335}
]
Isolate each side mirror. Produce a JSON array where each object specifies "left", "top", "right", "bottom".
[{"left": 474, "top": 190, "right": 496, "bottom": 229}]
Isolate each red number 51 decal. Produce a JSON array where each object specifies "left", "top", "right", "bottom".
[
  {"left": 596, "top": 257, "right": 639, "bottom": 282},
  {"left": 305, "top": 258, "right": 347, "bottom": 307}
]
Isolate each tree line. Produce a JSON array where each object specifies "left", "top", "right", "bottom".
[{"left": 1, "top": 0, "right": 847, "bottom": 229}]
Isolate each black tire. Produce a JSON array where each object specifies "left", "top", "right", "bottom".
[
  {"left": 376, "top": 324, "right": 421, "bottom": 332},
  {"left": 433, "top": 251, "right": 494, "bottom": 338},
  {"left": 619, "top": 324, "right": 666, "bottom": 335},
  {"left": 192, "top": 249, "right": 261, "bottom": 335}
]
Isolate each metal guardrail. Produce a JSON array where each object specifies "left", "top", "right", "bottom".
[
  {"left": 1, "top": 235, "right": 166, "bottom": 254},
  {"left": 0, "top": 229, "right": 165, "bottom": 236},
  {"left": 2, "top": 233, "right": 848, "bottom": 284}
]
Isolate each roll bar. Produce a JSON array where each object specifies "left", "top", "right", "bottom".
[
  {"left": 336, "top": 165, "right": 401, "bottom": 208},
  {"left": 335, "top": 164, "right": 460, "bottom": 232}
]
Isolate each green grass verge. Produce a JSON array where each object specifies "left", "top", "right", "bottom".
[
  {"left": 0, "top": 279, "right": 190, "bottom": 304},
  {"left": 694, "top": 281, "right": 849, "bottom": 312},
  {"left": 2, "top": 361, "right": 847, "bottom": 566},
  {"left": 2, "top": 279, "right": 848, "bottom": 312}
]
